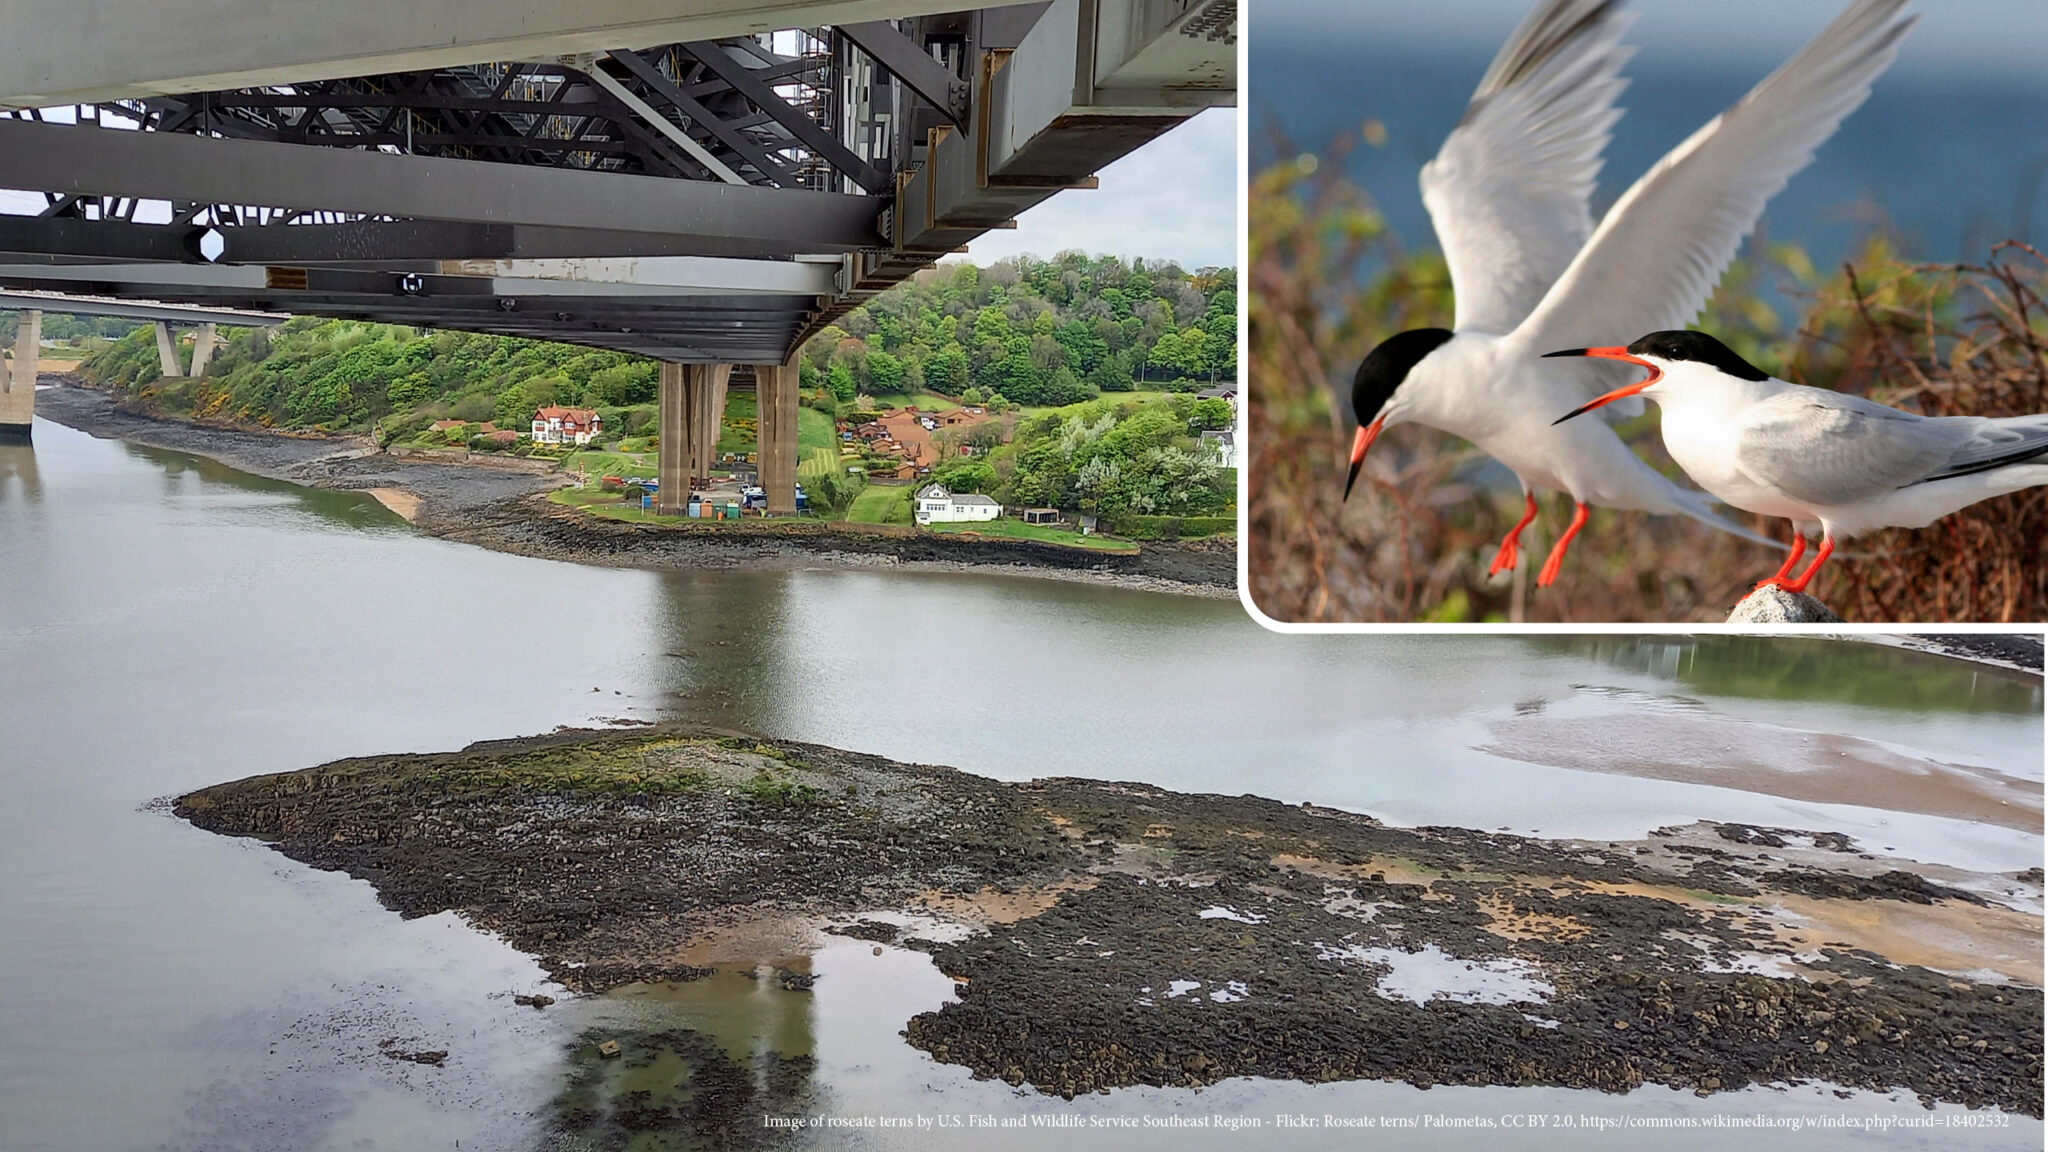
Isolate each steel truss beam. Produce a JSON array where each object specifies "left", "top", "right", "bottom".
[
  {"left": 837, "top": 20, "right": 969, "bottom": 130},
  {"left": 0, "top": 0, "right": 1047, "bottom": 108},
  {"left": 665, "top": 43, "right": 888, "bottom": 192},
  {"left": 52, "top": 39, "right": 863, "bottom": 193},
  {"left": 0, "top": 117, "right": 887, "bottom": 252}
]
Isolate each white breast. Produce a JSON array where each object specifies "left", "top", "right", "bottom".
[{"left": 1653, "top": 370, "right": 1813, "bottom": 521}]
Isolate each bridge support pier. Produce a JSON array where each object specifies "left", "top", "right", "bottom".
[
  {"left": 756, "top": 361, "right": 798, "bottom": 516},
  {"left": 188, "top": 323, "right": 218, "bottom": 376},
  {"left": 153, "top": 321, "right": 182, "bottom": 378},
  {"left": 0, "top": 308, "right": 38, "bottom": 441},
  {"left": 691, "top": 364, "right": 727, "bottom": 488},
  {"left": 655, "top": 362, "right": 731, "bottom": 515},
  {"left": 657, "top": 363, "right": 688, "bottom": 514}
]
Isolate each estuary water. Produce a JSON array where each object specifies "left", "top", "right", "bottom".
[{"left": 0, "top": 411, "right": 2039, "bottom": 1151}]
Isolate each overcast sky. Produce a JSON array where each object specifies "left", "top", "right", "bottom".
[
  {"left": 963, "top": 106, "right": 1238, "bottom": 270},
  {"left": 1255, "top": 0, "right": 2048, "bottom": 75}
]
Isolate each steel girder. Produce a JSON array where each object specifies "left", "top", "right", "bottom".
[
  {"left": 0, "top": 262, "right": 824, "bottom": 361},
  {"left": 0, "top": 118, "right": 887, "bottom": 251},
  {"left": 0, "top": 217, "right": 854, "bottom": 265}
]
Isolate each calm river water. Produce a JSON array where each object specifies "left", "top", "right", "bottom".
[{"left": 1, "top": 414, "right": 2039, "bottom": 1151}]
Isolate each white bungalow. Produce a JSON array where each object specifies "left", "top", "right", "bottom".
[{"left": 915, "top": 483, "right": 1001, "bottom": 525}]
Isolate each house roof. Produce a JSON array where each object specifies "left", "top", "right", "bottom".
[
  {"left": 1195, "top": 386, "right": 1237, "bottom": 399},
  {"left": 952, "top": 493, "right": 999, "bottom": 507},
  {"left": 535, "top": 406, "right": 598, "bottom": 421}
]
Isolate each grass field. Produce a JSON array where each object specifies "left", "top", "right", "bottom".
[
  {"left": 846, "top": 484, "right": 914, "bottom": 525},
  {"left": 868, "top": 391, "right": 961, "bottom": 412},
  {"left": 1020, "top": 389, "right": 1182, "bottom": 420},
  {"left": 548, "top": 486, "right": 768, "bottom": 524},
  {"left": 548, "top": 486, "right": 664, "bottom": 523},
  {"left": 715, "top": 393, "right": 837, "bottom": 455},
  {"left": 927, "top": 519, "right": 1137, "bottom": 552},
  {"left": 561, "top": 449, "right": 655, "bottom": 480}
]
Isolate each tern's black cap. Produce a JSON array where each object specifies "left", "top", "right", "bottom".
[
  {"left": 1625, "top": 331, "right": 1770, "bottom": 382},
  {"left": 1353, "top": 328, "right": 1453, "bottom": 425}
]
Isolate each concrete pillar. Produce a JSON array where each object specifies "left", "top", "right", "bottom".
[
  {"left": 0, "top": 308, "right": 38, "bottom": 440},
  {"left": 691, "top": 364, "right": 729, "bottom": 484},
  {"left": 153, "top": 321, "right": 182, "bottom": 378},
  {"left": 656, "top": 361, "right": 690, "bottom": 514},
  {"left": 187, "top": 322, "right": 218, "bottom": 376},
  {"left": 657, "top": 362, "right": 735, "bottom": 513},
  {"left": 757, "top": 361, "right": 799, "bottom": 515}
]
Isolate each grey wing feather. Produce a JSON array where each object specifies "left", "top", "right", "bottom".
[
  {"left": 1514, "top": 0, "right": 1913, "bottom": 356},
  {"left": 1421, "top": 0, "right": 1633, "bottom": 337},
  {"left": 1911, "top": 417, "right": 2048, "bottom": 483},
  {"left": 1733, "top": 390, "right": 1970, "bottom": 505}
]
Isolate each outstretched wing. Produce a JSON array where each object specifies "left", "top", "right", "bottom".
[
  {"left": 1733, "top": 388, "right": 1971, "bottom": 505},
  {"left": 1422, "top": 0, "right": 1633, "bottom": 336},
  {"left": 1512, "top": 0, "right": 1914, "bottom": 360}
]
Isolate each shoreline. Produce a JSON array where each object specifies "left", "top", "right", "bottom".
[
  {"left": 174, "top": 724, "right": 2044, "bottom": 1119},
  {"left": 1845, "top": 633, "right": 2045, "bottom": 675},
  {"left": 32, "top": 381, "right": 1235, "bottom": 599}
]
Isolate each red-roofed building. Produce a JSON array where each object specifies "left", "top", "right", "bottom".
[{"left": 532, "top": 407, "right": 601, "bottom": 445}]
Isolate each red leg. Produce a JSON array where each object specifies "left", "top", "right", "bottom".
[
  {"left": 1536, "top": 500, "right": 1590, "bottom": 588},
  {"left": 1490, "top": 491, "right": 1540, "bottom": 577},
  {"left": 1754, "top": 533, "right": 1834, "bottom": 595},
  {"left": 1754, "top": 530, "right": 1807, "bottom": 589}
]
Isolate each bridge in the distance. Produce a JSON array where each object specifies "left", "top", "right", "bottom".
[{"left": 0, "top": 0, "right": 1235, "bottom": 507}]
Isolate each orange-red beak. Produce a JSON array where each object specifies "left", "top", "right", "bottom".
[
  {"left": 1545, "top": 346, "right": 1663, "bottom": 424},
  {"left": 1343, "top": 417, "right": 1385, "bottom": 501}
]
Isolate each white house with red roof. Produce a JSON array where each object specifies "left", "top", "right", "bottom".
[{"left": 532, "top": 406, "right": 602, "bottom": 445}]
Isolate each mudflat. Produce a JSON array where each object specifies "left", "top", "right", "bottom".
[{"left": 175, "top": 725, "right": 2044, "bottom": 1117}]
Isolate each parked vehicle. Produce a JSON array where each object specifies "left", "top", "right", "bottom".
[{"left": 741, "top": 485, "right": 807, "bottom": 511}]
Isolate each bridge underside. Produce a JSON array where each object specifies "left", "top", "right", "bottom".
[{"left": 0, "top": 0, "right": 1234, "bottom": 504}]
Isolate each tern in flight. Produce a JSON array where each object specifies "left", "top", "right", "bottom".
[
  {"left": 1341, "top": 0, "right": 1915, "bottom": 587},
  {"left": 1548, "top": 330, "right": 2048, "bottom": 593}
]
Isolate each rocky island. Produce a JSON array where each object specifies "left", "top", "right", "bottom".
[{"left": 175, "top": 725, "right": 2044, "bottom": 1126}]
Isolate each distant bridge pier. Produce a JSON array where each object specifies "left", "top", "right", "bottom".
[
  {"left": 153, "top": 319, "right": 219, "bottom": 379},
  {"left": 1, "top": 307, "right": 39, "bottom": 440},
  {"left": 691, "top": 364, "right": 728, "bottom": 492},
  {"left": 655, "top": 360, "right": 794, "bottom": 516},
  {"left": 655, "top": 362, "right": 731, "bottom": 515},
  {"left": 756, "top": 362, "right": 797, "bottom": 516},
  {"left": 153, "top": 320, "right": 181, "bottom": 378},
  {"left": 188, "top": 323, "right": 218, "bottom": 376}
]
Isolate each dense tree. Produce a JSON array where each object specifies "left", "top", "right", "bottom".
[
  {"left": 827, "top": 361, "right": 857, "bottom": 401},
  {"left": 931, "top": 458, "right": 999, "bottom": 494},
  {"left": 75, "top": 253, "right": 1237, "bottom": 449},
  {"left": 866, "top": 348, "right": 906, "bottom": 393},
  {"left": 799, "top": 254, "right": 1236, "bottom": 402},
  {"left": 1190, "top": 397, "right": 1235, "bottom": 431}
]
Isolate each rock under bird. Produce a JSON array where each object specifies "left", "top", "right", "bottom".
[
  {"left": 1546, "top": 330, "right": 2048, "bottom": 593},
  {"left": 1340, "top": 0, "right": 1915, "bottom": 588}
]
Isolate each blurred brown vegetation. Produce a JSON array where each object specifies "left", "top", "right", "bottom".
[{"left": 1247, "top": 148, "right": 2048, "bottom": 624}]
